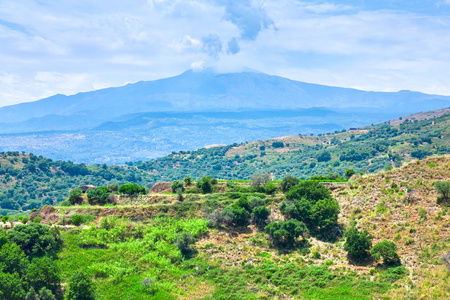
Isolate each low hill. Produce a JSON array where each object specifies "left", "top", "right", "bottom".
[
  {"left": 8, "top": 156, "right": 448, "bottom": 299},
  {"left": 0, "top": 109, "right": 449, "bottom": 215},
  {"left": 136, "top": 108, "right": 450, "bottom": 180}
]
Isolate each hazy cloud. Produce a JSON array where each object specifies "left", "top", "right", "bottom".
[{"left": 201, "top": 34, "right": 223, "bottom": 58}]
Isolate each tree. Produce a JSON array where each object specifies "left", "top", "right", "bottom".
[
  {"left": 170, "top": 180, "right": 184, "bottom": 193},
  {"left": 251, "top": 173, "right": 271, "bottom": 186},
  {"left": 310, "top": 198, "right": 340, "bottom": 232},
  {"left": 0, "top": 272, "right": 27, "bottom": 300},
  {"left": 280, "top": 175, "right": 300, "bottom": 193},
  {"left": 184, "top": 176, "right": 192, "bottom": 186},
  {"left": 317, "top": 151, "right": 331, "bottom": 162},
  {"left": 196, "top": 176, "right": 213, "bottom": 194},
  {"left": 265, "top": 219, "right": 308, "bottom": 247},
  {"left": 67, "top": 188, "right": 83, "bottom": 205},
  {"left": 286, "top": 181, "right": 331, "bottom": 202},
  {"left": 26, "top": 256, "right": 61, "bottom": 294},
  {"left": 279, "top": 198, "right": 311, "bottom": 224},
  {"left": 174, "top": 232, "right": 195, "bottom": 257},
  {"left": 66, "top": 271, "right": 95, "bottom": 300},
  {"left": 0, "top": 242, "right": 29, "bottom": 275},
  {"left": 252, "top": 206, "right": 271, "bottom": 227},
  {"left": 434, "top": 181, "right": 450, "bottom": 204},
  {"left": 344, "top": 227, "right": 373, "bottom": 263},
  {"left": 345, "top": 168, "right": 355, "bottom": 179},
  {"left": 118, "top": 184, "right": 147, "bottom": 196},
  {"left": 264, "top": 182, "right": 277, "bottom": 195},
  {"left": 371, "top": 240, "right": 401, "bottom": 266},
  {"left": 87, "top": 186, "right": 109, "bottom": 205},
  {"left": 8, "top": 223, "right": 63, "bottom": 258}
]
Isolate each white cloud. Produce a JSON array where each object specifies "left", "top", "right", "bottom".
[{"left": 1, "top": 0, "right": 450, "bottom": 107}]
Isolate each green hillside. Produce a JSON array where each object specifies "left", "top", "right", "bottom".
[
  {"left": 1, "top": 156, "right": 448, "bottom": 299},
  {"left": 0, "top": 109, "right": 449, "bottom": 215},
  {"left": 136, "top": 108, "right": 450, "bottom": 180}
]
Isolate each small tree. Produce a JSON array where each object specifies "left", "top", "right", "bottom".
[
  {"left": 170, "top": 180, "right": 185, "bottom": 193},
  {"left": 66, "top": 271, "right": 95, "bottom": 300},
  {"left": 345, "top": 168, "right": 355, "bottom": 179},
  {"left": 252, "top": 206, "right": 271, "bottom": 227},
  {"left": 184, "top": 176, "right": 192, "bottom": 186},
  {"left": 251, "top": 173, "right": 271, "bottom": 186},
  {"left": 344, "top": 227, "right": 373, "bottom": 263},
  {"left": 174, "top": 232, "right": 195, "bottom": 256},
  {"left": 371, "top": 240, "right": 401, "bottom": 266},
  {"left": 434, "top": 181, "right": 450, "bottom": 204},
  {"left": 265, "top": 219, "right": 308, "bottom": 247},
  {"left": 68, "top": 188, "right": 83, "bottom": 205},
  {"left": 196, "top": 176, "right": 213, "bottom": 194},
  {"left": 317, "top": 151, "right": 331, "bottom": 162},
  {"left": 87, "top": 186, "right": 109, "bottom": 205},
  {"left": 280, "top": 175, "right": 300, "bottom": 193}
]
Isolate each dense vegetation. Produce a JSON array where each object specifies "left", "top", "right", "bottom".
[
  {"left": 1, "top": 112, "right": 449, "bottom": 215},
  {"left": 1, "top": 155, "right": 449, "bottom": 299},
  {"left": 136, "top": 112, "right": 450, "bottom": 181}
]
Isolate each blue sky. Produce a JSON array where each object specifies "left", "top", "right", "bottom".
[{"left": 1, "top": 0, "right": 450, "bottom": 106}]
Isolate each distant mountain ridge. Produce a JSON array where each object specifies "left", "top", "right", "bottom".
[
  {"left": 0, "top": 69, "right": 449, "bottom": 163},
  {"left": 1, "top": 69, "right": 450, "bottom": 128}
]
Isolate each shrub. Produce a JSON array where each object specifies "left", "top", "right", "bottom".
[
  {"left": 264, "top": 182, "right": 277, "bottom": 195},
  {"left": 371, "top": 240, "right": 401, "bottom": 266},
  {"left": 118, "top": 183, "right": 147, "bottom": 196},
  {"left": 68, "top": 188, "right": 83, "bottom": 205},
  {"left": 310, "top": 198, "right": 340, "bottom": 232},
  {"left": 71, "top": 214, "right": 85, "bottom": 226},
  {"left": 251, "top": 173, "right": 271, "bottom": 186},
  {"left": 344, "top": 227, "right": 373, "bottom": 263},
  {"left": 66, "top": 271, "right": 95, "bottom": 300},
  {"left": 196, "top": 176, "right": 213, "bottom": 194},
  {"left": 286, "top": 181, "right": 331, "bottom": 202},
  {"left": 8, "top": 223, "right": 63, "bottom": 258},
  {"left": 170, "top": 180, "right": 184, "bottom": 193},
  {"left": 434, "top": 181, "right": 450, "bottom": 205},
  {"left": 345, "top": 168, "right": 355, "bottom": 179},
  {"left": 252, "top": 206, "right": 271, "bottom": 227},
  {"left": 184, "top": 176, "right": 192, "bottom": 186},
  {"left": 272, "top": 141, "right": 284, "bottom": 148},
  {"left": 265, "top": 219, "right": 308, "bottom": 247},
  {"left": 87, "top": 186, "right": 110, "bottom": 205},
  {"left": 280, "top": 175, "right": 300, "bottom": 193},
  {"left": 174, "top": 232, "right": 195, "bottom": 256},
  {"left": 317, "top": 151, "right": 331, "bottom": 162}
]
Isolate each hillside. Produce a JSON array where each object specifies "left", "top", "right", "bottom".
[
  {"left": 3, "top": 156, "right": 447, "bottom": 299},
  {"left": 0, "top": 69, "right": 449, "bottom": 163},
  {"left": 137, "top": 108, "right": 450, "bottom": 180},
  {"left": 0, "top": 109, "right": 449, "bottom": 216}
]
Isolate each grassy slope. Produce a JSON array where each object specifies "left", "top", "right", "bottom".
[{"left": 35, "top": 156, "right": 449, "bottom": 299}]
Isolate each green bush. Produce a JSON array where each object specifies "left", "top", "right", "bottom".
[
  {"left": 344, "top": 227, "right": 373, "bottom": 263},
  {"left": 265, "top": 219, "right": 308, "bottom": 247},
  {"left": 371, "top": 240, "right": 401, "bottom": 266},
  {"left": 280, "top": 175, "right": 300, "bottom": 193},
  {"left": 252, "top": 206, "right": 271, "bottom": 227},
  {"left": 118, "top": 183, "right": 147, "bottom": 196},
  {"left": 68, "top": 188, "right": 83, "bottom": 205},
  {"left": 8, "top": 223, "right": 63, "bottom": 258},
  {"left": 434, "top": 181, "right": 450, "bottom": 205},
  {"left": 71, "top": 214, "right": 85, "bottom": 226},
  {"left": 87, "top": 186, "right": 110, "bottom": 205},
  {"left": 66, "top": 271, "right": 95, "bottom": 300},
  {"left": 196, "top": 176, "right": 213, "bottom": 194}
]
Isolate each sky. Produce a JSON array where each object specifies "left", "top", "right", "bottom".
[{"left": 1, "top": 0, "right": 450, "bottom": 107}]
